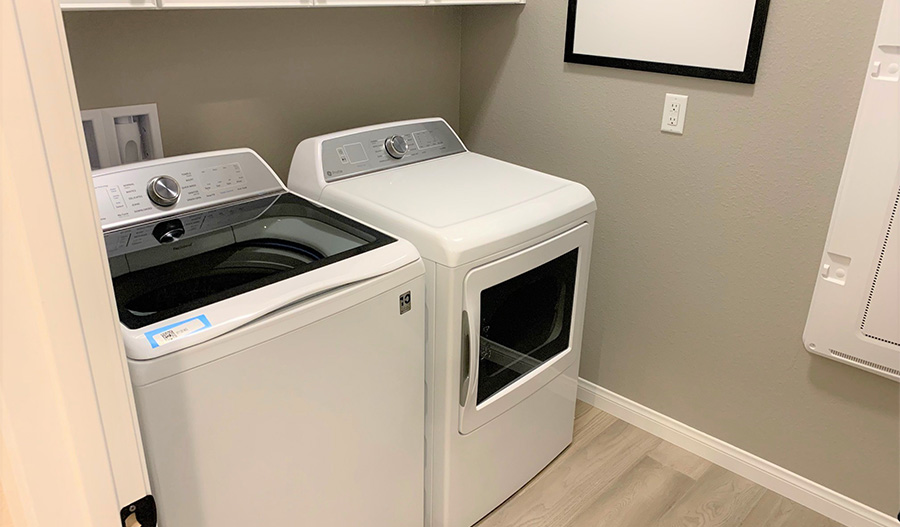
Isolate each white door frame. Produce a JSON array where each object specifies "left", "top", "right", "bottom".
[{"left": 1, "top": 0, "right": 151, "bottom": 525}]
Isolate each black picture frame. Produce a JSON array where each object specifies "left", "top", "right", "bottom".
[{"left": 564, "top": 0, "right": 771, "bottom": 84}]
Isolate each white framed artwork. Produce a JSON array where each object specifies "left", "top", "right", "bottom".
[{"left": 564, "top": 0, "right": 771, "bottom": 83}]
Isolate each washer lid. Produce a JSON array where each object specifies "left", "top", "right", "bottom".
[
  {"left": 320, "top": 152, "right": 596, "bottom": 267},
  {"left": 110, "top": 191, "right": 420, "bottom": 361}
]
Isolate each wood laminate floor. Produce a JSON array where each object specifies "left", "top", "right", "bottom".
[{"left": 477, "top": 401, "right": 844, "bottom": 527}]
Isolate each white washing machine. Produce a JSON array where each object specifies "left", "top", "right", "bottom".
[
  {"left": 287, "top": 119, "right": 596, "bottom": 527},
  {"left": 94, "top": 149, "right": 425, "bottom": 527}
]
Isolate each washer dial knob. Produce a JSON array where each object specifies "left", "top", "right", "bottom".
[
  {"left": 147, "top": 175, "right": 181, "bottom": 207},
  {"left": 385, "top": 135, "right": 409, "bottom": 159},
  {"left": 152, "top": 219, "right": 185, "bottom": 244}
]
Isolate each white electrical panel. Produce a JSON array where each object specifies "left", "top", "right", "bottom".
[
  {"left": 80, "top": 103, "right": 164, "bottom": 169},
  {"left": 803, "top": 0, "right": 900, "bottom": 381}
]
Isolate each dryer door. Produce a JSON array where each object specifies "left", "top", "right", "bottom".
[{"left": 459, "top": 222, "right": 592, "bottom": 435}]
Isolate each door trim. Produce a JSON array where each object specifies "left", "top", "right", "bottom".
[{"left": 1, "top": 0, "right": 150, "bottom": 524}]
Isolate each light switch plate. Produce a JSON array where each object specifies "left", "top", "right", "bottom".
[{"left": 661, "top": 93, "right": 688, "bottom": 134}]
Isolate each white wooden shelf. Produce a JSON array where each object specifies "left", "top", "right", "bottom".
[
  {"left": 61, "top": 0, "right": 522, "bottom": 9},
  {"left": 61, "top": 0, "right": 157, "bottom": 9}
]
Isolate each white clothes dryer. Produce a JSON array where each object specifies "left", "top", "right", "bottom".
[
  {"left": 94, "top": 149, "right": 425, "bottom": 527},
  {"left": 288, "top": 119, "right": 597, "bottom": 527}
]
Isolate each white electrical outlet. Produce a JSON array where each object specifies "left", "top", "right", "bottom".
[{"left": 661, "top": 93, "right": 688, "bottom": 134}]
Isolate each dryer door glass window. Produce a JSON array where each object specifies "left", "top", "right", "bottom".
[{"left": 476, "top": 249, "right": 578, "bottom": 404}]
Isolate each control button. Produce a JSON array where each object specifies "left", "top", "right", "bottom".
[
  {"left": 152, "top": 219, "right": 185, "bottom": 244},
  {"left": 147, "top": 176, "right": 181, "bottom": 207},
  {"left": 385, "top": 135, "right": 409, "bottom": 159}
]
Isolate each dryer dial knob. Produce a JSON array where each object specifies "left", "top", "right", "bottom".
[
  {"left": 147, "top": 175, "right": 181, "bottom": 207},
  {"left": 385, "top": 135, "right": 409, "bottom": 159}
]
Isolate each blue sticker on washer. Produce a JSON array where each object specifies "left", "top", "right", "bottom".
[{"left": 145, "top": 315, "right": 211, "bottom": 348}]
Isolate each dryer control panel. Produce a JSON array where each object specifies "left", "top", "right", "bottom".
[
  {"left": 320, "top": 120, "right": 465, "bottom": 183},
  {"left": 92, "top": 149, "right": 282, "bottom": 232}
]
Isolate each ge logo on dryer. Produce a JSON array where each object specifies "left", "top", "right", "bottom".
[{"left": 399, "top": 291, "right": 411, "bottom": 315}]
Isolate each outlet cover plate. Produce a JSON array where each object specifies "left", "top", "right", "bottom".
[{"left": 661, "top": 93, "right": 688, "bottom": 134}]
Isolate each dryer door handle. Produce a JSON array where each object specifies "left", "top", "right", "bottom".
[
  {"left": 459, "top": 309, "right": 480, "bottom": 411},
  {"left": 459, "top": 312, "right": 471, "bottom": 407}
]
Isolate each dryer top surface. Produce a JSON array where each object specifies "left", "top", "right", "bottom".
[{"left": 322, "top": 152, "right": 596, "bottom": 266}]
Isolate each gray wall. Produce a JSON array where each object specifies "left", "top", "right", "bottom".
[
  {"left": 63, "top": 8, "right": 461, "bottom": 178},
  {"left": 460, "top": 0, "right": 899, "bottom": 515}
]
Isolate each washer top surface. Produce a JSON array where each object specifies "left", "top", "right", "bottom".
[{"left": 289, "top": 119, "right": 596, "bottom": 267}]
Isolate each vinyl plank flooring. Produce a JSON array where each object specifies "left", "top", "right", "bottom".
[
  {"left": 476, "top": 420, "right": 661, "bottom": 527},
  {"left": 477, "top": 401, "right": 846, "bottom": 527},
  {"left": 570, "top": 400, "right": 616, "bottom": 445},
  {"left": 647, "top": 440, "right": 713, "bottom": 481},
  {"left": 574, "top": 399, "right": 594, "bottom": 420},
  {"left": 565, "top": 457, "right": 694, "bottom": 527},
  {"left": 740, "top": 490, "right": 844, "bottom": 527},
  {"left": 656, "top": 465, "right": 766, "bottom": 527}
]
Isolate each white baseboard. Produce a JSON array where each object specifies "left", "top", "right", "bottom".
[{"left": 576, "top": 378, "right": 899, "bottom": 527}]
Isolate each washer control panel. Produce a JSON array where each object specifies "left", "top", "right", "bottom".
[
  {"left": 321, "top": 120, "right": 465, "bottom": 183},
  {"left": 92, "top": 149, "right": 282, "bottom": 232}
]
